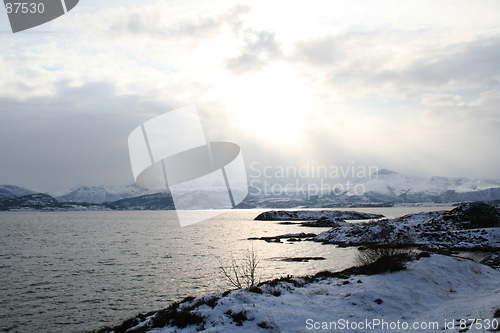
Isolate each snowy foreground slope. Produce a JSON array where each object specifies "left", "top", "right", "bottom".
[{"left": 99, "top": 255, "right": 500, "bottom": 333}]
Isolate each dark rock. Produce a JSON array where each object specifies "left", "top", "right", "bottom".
[
  {"left": 480, "top": 252, "right": 500, "bottom": 268},
  {"left": 433, "top": 202, "right": 500, "bottom": 229}
]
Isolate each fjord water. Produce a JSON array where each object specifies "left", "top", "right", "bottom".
[{"left": 0, "top": 207, "right": 451, "bottom": 333}]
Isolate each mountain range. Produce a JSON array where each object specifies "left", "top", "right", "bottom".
[
  {"left": 0, "top": 184, "right": 37, "bottom": 199},
  {"left": 54, "top": 184, "right": 162, "bottom": 204},
  {"left": 341, "top": 169, "right": 500, "bottom": 204},
  {"left": 2, "top": 169, "right": 500, "bottom": 211}
]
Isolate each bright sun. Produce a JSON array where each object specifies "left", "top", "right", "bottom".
[{"left": 220, "top": 64, "right": 311, "bottom": 145}]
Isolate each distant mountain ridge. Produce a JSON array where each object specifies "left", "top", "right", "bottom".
[
  {"left": 341, "top": 169, "right": 500, "bottom": 204},
  {"left": 110, "top": 192, "right": 175, "bottom": 210},
  {"left": 355, "top": 169, "right": 500, "bottom": 196},
  {"left": 244, "top": 169, "right": 500, "bottom": 207},
  {"left": 0, "top": 185, "right": 37, "bottom": 199},
  {"left": 2, "top": 169, "right": 500, "bottom": 210},
  {"left": 0, "top": 193, "right": 117, "bottom": 211},
  {"left": 55, "top": 184, "right": 163, "bottom": 204}
]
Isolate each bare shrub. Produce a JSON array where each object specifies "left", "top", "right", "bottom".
[
  {"left": 356, "top": 247, "right": 408, "bottom": 266},
  {"left": 355, "top": 247, "right": 414, "bottom": 273},
  {"left": 218, "top": 247, "right": 260, "bottom": 289}
]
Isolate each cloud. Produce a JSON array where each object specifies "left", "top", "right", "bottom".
[
  {"left": 293, "top": 30, "right": 500, "bottom": 97},
  {"left": 224, "top": 29, "right": 283, "bottom": 75},
  {"left": 2, "top": 1, "right": 500, "bottom": 193},
  {"left": 369, "top": 37, "right": 500, "bottom": 91},
  {"left": 109, "top": 11, "right": 220, "bottom": 39},
  {"left": 421, "top": 93, "right": 463, "bottom": 106},
  {"left": 293, "top": 35, "right": 343, "bottom": 66},
  {"left": 0, "top": 80, "right": 184, "bottom": 192},
  {"left": 369, "top": 89, "right": 500, "bottom": 177},
  {"left": 0, "top": 74, "right": 262, "bottom": 192},
  {"left": 417, "top": 89, "right": 500, "bottom": 126},
  {"left": 74, "top": 2, "right": 252, "bottom": 41}
]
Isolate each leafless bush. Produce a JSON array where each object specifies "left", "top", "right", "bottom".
[
  {"left": 218, "top": 247, "right": 260, "bottom": 289},
  {"left": 356, "top": 247, "right": 412, "bottom": 267}
]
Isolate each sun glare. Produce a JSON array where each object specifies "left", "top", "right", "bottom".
[{"left": 220, "top": 64, "right": 311, "bottom": 145}]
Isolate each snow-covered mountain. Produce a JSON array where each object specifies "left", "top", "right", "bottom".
[
  {"left": 0, "top": 185, "right": 37, "bottom": 199},
  {"left": 338, "top": 169, "right": 500, "bottom": 203},
  {"left": 2, "top": 169, "right": 500, "bottom": 210},
  {"left": 109, "top": 192, "right": 174, "bottom": 210},
  {"left": 53, "top": 169, "right": 500, "bottom": 208},
  {"left": 349, "top": 169, "right": 500, "bottom": 197},
  {"left": 243, "top": 169, "right": 500, "bottom": 207},
  {"left": 55, "top": 184, "right": 164, "bottom": 204}
]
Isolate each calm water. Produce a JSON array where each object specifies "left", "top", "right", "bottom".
[{"left": 0, "top": 207, "right": 452, "bottom": 333}]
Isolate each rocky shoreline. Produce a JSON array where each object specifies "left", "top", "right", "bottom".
[
  {"left": 253, "top": 203, "right": 500, "bottom": 251},
  {"left": 89, "top": 203, "right": 500, "bottom": 333}
]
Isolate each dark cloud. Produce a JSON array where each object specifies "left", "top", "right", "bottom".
[
  {"left": 0, "top": 79, "right": 292, "bottom": 193},
  {"left": 0, "top": 81, "right": 178, "bottom": 192},
  {"left": 224, "top": 29, "right": 282, "bottom": 75},
  {"left": 56, "top": 81, "right": 116, "bottom": 100}
]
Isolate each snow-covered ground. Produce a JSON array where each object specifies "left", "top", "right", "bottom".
[{"left": 109, "top": 255, "right": 500, "bottom": 333}]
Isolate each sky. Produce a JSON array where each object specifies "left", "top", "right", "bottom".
[{"left": 1, "top": 0, "right": 500, "bottom": 193}]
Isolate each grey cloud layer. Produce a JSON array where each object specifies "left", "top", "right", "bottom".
[
  {"left": 293, "top": 31, "right": 500, "bottom": 95},
  {"left": 1, "top": 2, "right": 500, "bottom": 192},
  {"left": 224, "top": 29, "right": 282, "bottom": 75}
]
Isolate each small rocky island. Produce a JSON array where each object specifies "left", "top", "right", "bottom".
[{"left": 254, "top": 210, "right": 384, "bottom": 221}]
